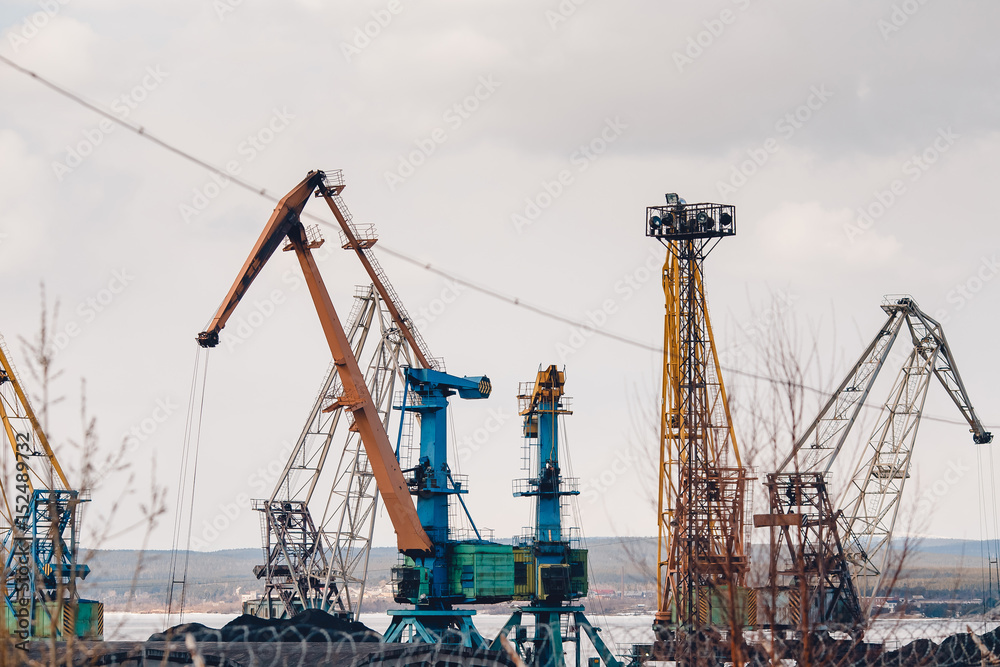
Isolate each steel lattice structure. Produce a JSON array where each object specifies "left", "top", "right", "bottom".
[
  {"left": 241, "top": 171, "right": 437, "bottom": 620},
  {"left": 0, "top": 336, "right": 101, "bottom": 640},
  {"left": 249, "top": 285, "right": 419, "bottom": 619},
  {"left": 760, "top": 295, "right": 992, "bottom": 631},
  {"left": 646, "top": 197, "right": 752, "bottom": 636}
]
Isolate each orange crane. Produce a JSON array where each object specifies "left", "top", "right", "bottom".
[
  {"left": 197, "top": 170, "right": 432, "bottom": 555},
  {"left": 198, "top": 170, "right": 514, "bottom": 646}
]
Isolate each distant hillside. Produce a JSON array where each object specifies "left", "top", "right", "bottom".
[
  {"left": 79, "top": 548, "right": 264, "bottom": 612},
  {"left": 78, "top": 536, "right": 999, "bottom": 612}
]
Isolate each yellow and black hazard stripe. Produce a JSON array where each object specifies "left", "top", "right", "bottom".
[
  {"left": 698, "top": 593, "right": 710, "bottom": 625},
  {"left": 789, "top": 589, "right": 801, "bottom": 626},
  {"left": 62, "top": 604, "right": 76, "bottom": 637}
]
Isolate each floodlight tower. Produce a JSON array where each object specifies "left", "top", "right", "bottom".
[{"left": 646, "top": 195, "right": 753, "bottom": 649}]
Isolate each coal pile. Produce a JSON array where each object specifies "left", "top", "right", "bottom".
[
  {"left": 860, "top": 626, "right": 1000, "bottom": 666},
  {"left": 149, "top": 609, "right": 382, "bottom": 644},
  {"left": 767, "top": 625, "right": 1000, "bottom": 667}
]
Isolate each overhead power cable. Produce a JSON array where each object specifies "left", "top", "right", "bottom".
[{"left": 3, "top": 54, "right": 996, "bottom": 433}]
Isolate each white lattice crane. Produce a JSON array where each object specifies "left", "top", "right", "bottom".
[{"left": 756, "top": 295, "right": 992, "bottom": 632}]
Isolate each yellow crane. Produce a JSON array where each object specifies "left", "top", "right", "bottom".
[
  {"left": 0, "top": 336, "right": 102, "bottom": 643},
  {"left": 646, "top": 194, "right": 752, "bottom": 657}
]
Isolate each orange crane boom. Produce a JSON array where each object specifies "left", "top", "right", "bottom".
[
  {"left": 315, "top": 190, "right": 434, "bottom": 371},
  {"left": 198, "top": 170, "right": 433, "bottom": 555}
]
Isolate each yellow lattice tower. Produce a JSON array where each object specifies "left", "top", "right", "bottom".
[{"left": 646, "top": 196, "right": 752, "bottom": 641}]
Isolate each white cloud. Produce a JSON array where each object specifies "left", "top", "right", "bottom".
[
  {"left": 0, "top": 129, "right": 51, "bottom": 270},
  {"left": 3, "top": 16, "right": 100, "bottom": 82},
  {"left": 754, "top": 200, "right": 901, "bottom": 271}
]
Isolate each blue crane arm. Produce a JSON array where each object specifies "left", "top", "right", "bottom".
[{"left": 405, "top": 367, "right": 491, "bottom": 399}]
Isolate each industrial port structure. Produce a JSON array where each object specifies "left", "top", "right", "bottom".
[
  {"left": 184, "top": 173, "right": 995, "bottom": 663},
  {"left": 1, "top": 167, "right": 995, "bottom": 667},
  {"left": 754, "top": 295, "right": 992, "bottom": 635},
  {"left": 192, "top": 170, "right": 528, "bottom": 649},
  {"left": 643, "top": 194, "right": 993, "bottom": 661},
  {"left": 184, "top": 169, "right": 626, "bottom": 665},
  {"left": 0, "top": 339, "right": 103, "bottom": 642}
]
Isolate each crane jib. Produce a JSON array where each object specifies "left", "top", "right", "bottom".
[{"left": 195, "top": 170, "right": 433, "bottom": 555}]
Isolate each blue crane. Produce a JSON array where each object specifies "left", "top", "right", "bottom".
[
  {"left": 493, "top": 365, "right": 621, "bottom": 667},
  {"left": 386, "top": 367, "right": 515, "bottom": 646}
]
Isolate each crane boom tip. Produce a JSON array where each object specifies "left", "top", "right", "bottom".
[{"left": 197, "top": 331, "right": 219, "bottom": 348}]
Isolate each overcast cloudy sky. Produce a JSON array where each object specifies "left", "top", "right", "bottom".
[{"left": 1, "top": 1, "right": 998, "bottom": 556}]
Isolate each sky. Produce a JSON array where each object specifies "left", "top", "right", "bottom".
[{"left": 0, "top": 1, "right": 998, "bottom": 558}]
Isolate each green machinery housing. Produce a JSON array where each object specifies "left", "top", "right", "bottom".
[
  {"left": 395, "top": 543, "right": 514, "bottom": 604},
  {"left": 385, "top": 368, "right": 515, "bottom": 646}
]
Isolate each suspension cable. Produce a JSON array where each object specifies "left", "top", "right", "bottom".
[
  {"left": 562, "top": 412, "right": 621, "bottom": 661},
  {"left": 989, "top": 443, "right": 1000, "bottom": 620},
  {"left": 977, "top": 444, "right": 990, "bottom": 621},
  {"left": 165, "top": 347, "right": 210, "bottom": 625}
]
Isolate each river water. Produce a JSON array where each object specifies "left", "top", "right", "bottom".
[{"left": 104, "top": 612, "right": 1000, "bottom": 663}]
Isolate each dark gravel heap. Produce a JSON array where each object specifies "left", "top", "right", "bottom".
[{"left": 149, "top": 609, "right": 382, "bottom": 644}]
